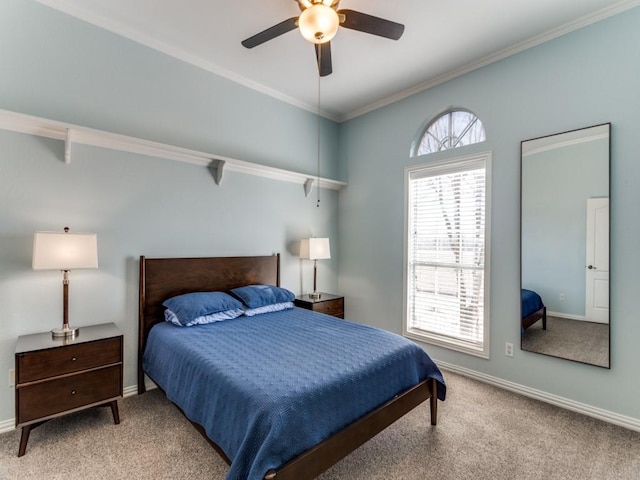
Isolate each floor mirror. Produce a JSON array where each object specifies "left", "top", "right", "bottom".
[{"left": 520, "top": 123, "right": 610, "bottom": 368}]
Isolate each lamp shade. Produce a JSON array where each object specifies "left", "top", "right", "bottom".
[
  {"left": 298, "top": 4, "right": 339, "bottom": 44},
  {"left": 33, "top": 231, "right": 98, "bottom": 270},
  {"left": 300, "top": 237, "right": 331, "bottom": 260}
]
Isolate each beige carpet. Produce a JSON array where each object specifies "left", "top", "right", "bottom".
[
  {"left": 1, "top": 372, "right": 639, "bottom": 480},
  {"left": 522, "top": 316, "right": 609, "bottom": 367}
]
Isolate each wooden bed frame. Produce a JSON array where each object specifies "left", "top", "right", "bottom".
[
  {"left": 138, "top": 254, "right": 439, "bottom": 480},
  {"left": 522, "top": 305, "right": 547, "bottom": 331}
]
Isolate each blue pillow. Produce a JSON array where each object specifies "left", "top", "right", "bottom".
[
  {"left": 162, "top": 291, "right": 243, "bottom": 326},
  {"left": 230, "top": 284, "right": 295, "bottom": 309},
  {"left": 242, "top": 301, "right": 294, "bottom": 317},
  {"left": 164, "top": 308, "right": 244, "bottom": 327}
]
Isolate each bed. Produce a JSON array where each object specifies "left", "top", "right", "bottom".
[
  {"left": 521, "top": 288, "right": 546, "bottom": 336},
  {"left": 138, "top": 254, "right": 446, "bottom": 480}
]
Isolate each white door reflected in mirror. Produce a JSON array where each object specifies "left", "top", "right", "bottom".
[{"left": 585, "top": 197, "right": 609, "bottom": 324}]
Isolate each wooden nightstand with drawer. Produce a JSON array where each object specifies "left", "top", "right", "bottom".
[
  {"left": 15, "top": 323, "right": 123, "bottom": 457},
  {"left": 294, "top": 293, "right": 344, "bottom": 319}
]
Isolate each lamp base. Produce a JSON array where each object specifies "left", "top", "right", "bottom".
[
  {"left": 52, "top": 325, "right": 79, "bottom": 339},
  {"left": 308, "top": 292, "right": 322, "bottom": 300}
]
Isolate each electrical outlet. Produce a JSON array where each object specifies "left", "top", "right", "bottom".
[
  {"left": 505, "top": 342, "right": 514, "bottom": 357},
  {"left": 8, "top": 369, "right": 15, "bottom": 387},
  {"left": 559, "top": 293, "right": 565, "bottom": 301}
]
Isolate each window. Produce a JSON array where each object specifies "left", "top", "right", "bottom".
[
  {"left": 413, "top": 109, "right": 486, "bottom": 156},
  {"left": 404, "top": 153, "right": 491, "bottom": 357}
]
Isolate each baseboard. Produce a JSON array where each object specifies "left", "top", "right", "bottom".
[
  {"left": 437, "top": 360, "right": 640, "bottom": 432},
  {"left": 0, "top": 418, "right": 14, "bottom": 435},
  {"left": 0, "top": 384, "right": 148, "bottom": 435},
  {"left": 123, "top": 385, "right": 138, "bottom": 398},
  {"left": 3, "top": 369, "right": 639, "bottom": 436},
  {"left": 548, "top": 310, "right": 586, "bottom": 321}
]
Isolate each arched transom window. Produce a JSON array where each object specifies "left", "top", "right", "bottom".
[{"left": 414, "top": 109, "right": 486, "bottom": 156}]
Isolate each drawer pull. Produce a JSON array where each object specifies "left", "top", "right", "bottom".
[
  {"left": 71, "top": 357, "right": 77, "bottom": 362},
  {"left": 71, "top": 390, "right": 76, "bottom": 395}
]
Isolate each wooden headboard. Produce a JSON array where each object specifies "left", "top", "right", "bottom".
[{"left": 138, "top": 254, "right": 280, "bottom": 393}]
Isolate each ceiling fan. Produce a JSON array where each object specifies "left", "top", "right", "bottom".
[{"left": 241, "top": 0, "right": 404, "bottom": 77}]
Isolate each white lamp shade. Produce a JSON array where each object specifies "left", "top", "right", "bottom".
[
  {"left": 300, "top": 238, "right": 331, "bottom": 260},
  {"left": 33, "top": 231, "right": 98, "bottom": 270},
  {"left": 298, "top": 4, "right": 339, "bottom": 44}
]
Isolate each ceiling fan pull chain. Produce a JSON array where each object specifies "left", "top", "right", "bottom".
[{"left": 316, "top": 46, "right": 321, "bottom": 208}]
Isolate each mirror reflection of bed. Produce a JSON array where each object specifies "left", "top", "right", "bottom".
[
  {"left": 521, "top": 289, "right": 609, "bottom": 367},
  {"left": 520, "top": 124, "right": 610, "bottom": 368}
]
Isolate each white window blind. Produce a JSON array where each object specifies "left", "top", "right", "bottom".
[{"left": 404, "top": 154, "right": 490, "bottom": 357}]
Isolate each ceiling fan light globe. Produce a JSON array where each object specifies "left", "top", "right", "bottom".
[{"left": 299, "top": 4, "right": 339, "bottom": 44}]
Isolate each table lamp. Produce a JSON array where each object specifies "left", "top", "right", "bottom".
[
  {"left": 300, "top": 237, "right": 330, "bottom": 300},
  {"left": 32, "top": 227, "right": 98, "bottom": 339}
]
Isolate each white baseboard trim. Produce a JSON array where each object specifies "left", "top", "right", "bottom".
[
  {"left": 0, "top": 383, "right": 151, "bottom": 435},
  {"left": 123, "top": 385, "right": 138, "bottom": 398},
  {"left": 437, "top": 360, "right": 640, "bottom": 432},
  {"left": 548, "top": 311, "right": 609, "bottom": 325},
  {"left": 4, "top": 369, "right": 638, "bottom": 435},
  {"left": 548, "top": 310, "right": 585, "bottom": 321},
  {"left": 0, "top": 418, "right": 14, "bottom": 435}
]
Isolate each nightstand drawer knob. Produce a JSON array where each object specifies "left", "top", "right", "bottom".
[
  {"left": 71, "top": 357, "right": 77, "bottom": 361},
  {"left": 71, "top": 390, "right": 76, "bottom": 395}
]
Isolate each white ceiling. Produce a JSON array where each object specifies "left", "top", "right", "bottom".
[{"left": 35, "top": 0, "right": 637, "bottom": 121}]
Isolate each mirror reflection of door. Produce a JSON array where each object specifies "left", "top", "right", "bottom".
[
  {"left": 585, "top": 198, "right": 609, "bottom": 324},
  {"left": 520, "top": 123, "right": 610, "bottom": 368}
]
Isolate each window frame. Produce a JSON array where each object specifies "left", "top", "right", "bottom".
[
  {"left": 411, "top": 108, "right": 486, "bottom": 157},
  {"left": 403, "top": 151, "right": 492, "bottom": 358}
]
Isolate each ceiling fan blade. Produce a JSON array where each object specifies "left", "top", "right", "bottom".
[
  {"left": 338, "top": 9, "right": 404, "bottom": 40},
  {"left": 241, "top": 17, "right": 298, "bottom": 48},
  {"left": 315, "top": 42, "right": 333, "bottom": 77}
]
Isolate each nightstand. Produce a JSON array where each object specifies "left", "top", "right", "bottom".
[
  {"left": 294, "top": 293, "right": 344, "bottom": 319},
  {"left": 15, "top": 323, "right": 123, "bottom": 457}
]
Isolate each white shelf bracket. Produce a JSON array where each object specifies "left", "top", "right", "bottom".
[
  {"left": 304, "top": 178, "right": 315, "bottom": 197},
  {"left": 216, "top": 159, "right": 225, "bottom": 185},
  {"left": 64, "top": 128, "right": 72, "bottom": 164},
  {"left": 208, "top": 159, "right": 225, "bottom": 185}
]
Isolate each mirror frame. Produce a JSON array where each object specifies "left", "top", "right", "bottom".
[{"left": 520, "top": 123, "right": 611, "bottom": 368}]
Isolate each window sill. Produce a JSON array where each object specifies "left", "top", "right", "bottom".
[{"left": 404, "top": 328, "right": 489, "bottom": 359}]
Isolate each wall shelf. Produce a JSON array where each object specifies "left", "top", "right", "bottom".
[{"left": 0, "top": 109, "right": 347, "bottom": 194}]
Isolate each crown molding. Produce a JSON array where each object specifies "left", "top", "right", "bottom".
[
  {"left": 32, "top": 0, "right": 341, "bottom": 123},
  {"left": 340, "top": 0, "right": 640, "bottom": 121},
  {"left": 522, "top": 123, "right": 610, "bottom": 157},
  {"left": 522, "top": 132, "right": 609, "bottom": 157},
  {"left": 33, "top": 1, "right": 639, "bottom": 123}
]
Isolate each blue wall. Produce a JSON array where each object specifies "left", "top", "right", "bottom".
[
  {"left": 0, "top": 0, "right": 340, "bottom": 423},
  {"left": 338, "top": 7, "right": 640, "bottom": 421}
]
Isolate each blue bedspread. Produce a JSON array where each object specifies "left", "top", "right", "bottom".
[
  {"left": 143, "top": 307, "right": 445, "bottom": 480},
  {"left": 521, "top": 288, "right": 544, "bottom": 318}
]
